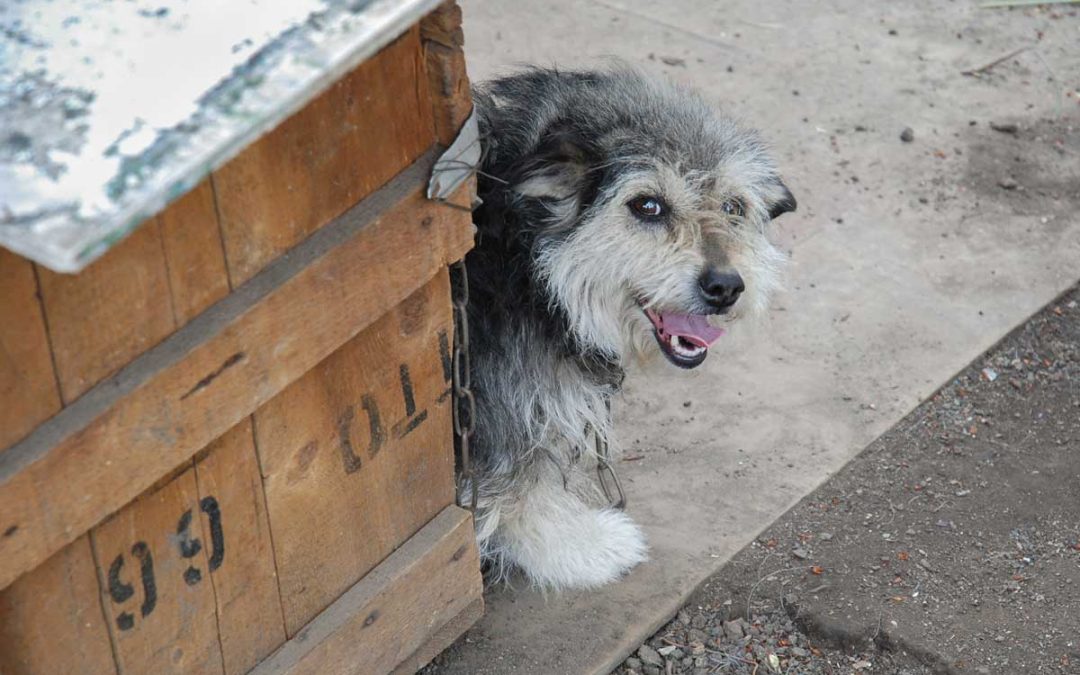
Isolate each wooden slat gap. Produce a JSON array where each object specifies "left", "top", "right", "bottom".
[
  {"left": 154, "top": 217, "right": 183, "bottom": 329},
  {"left": 29, "top": 264, "right": 66, "bottom": 417},
  {"left": 190, "top": 460, "right": 231, "bottom": 675},
  {"left": 207, "top": 173, "right": 237, "bottom": 293},
  {"left": 87, "top": 529, "right": 125, "bottom": 675},
  {"left": 246, "top": 413, "right": 292, "bottom": 641}
]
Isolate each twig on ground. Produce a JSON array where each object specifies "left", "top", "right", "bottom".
[
  {"left": 746, "top": 565, "right": 815, "bottom": 622},
  {"left": 961, "top": 46, "right": 1031, "bottom": 76}
]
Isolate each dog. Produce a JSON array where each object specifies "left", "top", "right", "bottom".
[{"left": 461, "top": 66, "right": 796, "bottom": 589}]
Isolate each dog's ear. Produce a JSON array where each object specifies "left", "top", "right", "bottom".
[
  {"left": 511, "top": 129, "right": 599, "bottom": 231},
  {"left": 768, "top": 181, "right": 797, "bottom": 220}
]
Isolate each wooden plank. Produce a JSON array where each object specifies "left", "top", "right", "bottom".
[
  {"left": 91, "top": 468, "right": 224, "bottom": 674},
  {"left": 158, "top": 179, "right": 232, "bottom": 325},
  {"left": 255, "top": 271, "right": 456, "bottom": 635},
  {"left": 250, "top": 506, "right": 482, "bottom": 675},
  {"left": 0, "top": 536, "right": 117, "bottom": 675},
  {"left": 420, "top": 1, "right": 474, "bottom": 146},
  {"left": 36, "top": 220, "right": 176, "bottom": 404},
  {"left": 213, "top": 26, "right": 436, "bottom": 286},
  {"left": 195, "top": 419, "right": 287, "bottom": 675},
  {"left": 0, "top": 248, "right": 61, "bottom": 450},
  {"left": 0, "top": 154, "right": 474, "bottom": 590},
  {"left": 389, "top": 597, "right": 484, "bottom": 675}
]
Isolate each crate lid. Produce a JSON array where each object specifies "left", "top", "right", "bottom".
[{"left": 0, "top": 0, "right": 442, "bottom": 272}]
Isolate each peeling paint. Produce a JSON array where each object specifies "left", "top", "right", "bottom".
[{"left": 0, "top": 0, "right": 442, "bottom": 272}]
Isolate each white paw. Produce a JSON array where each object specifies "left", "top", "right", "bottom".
[{"left": 506, "top": 506, "right": 648, "bottom": 590}]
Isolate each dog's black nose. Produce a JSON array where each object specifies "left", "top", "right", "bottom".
[{"left": 699, "top": 267, "right": 744, "bottom": 311}]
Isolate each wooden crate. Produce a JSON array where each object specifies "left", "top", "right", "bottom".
[{"left": 0, "top": 3, "right": 481, "bottom": 673}]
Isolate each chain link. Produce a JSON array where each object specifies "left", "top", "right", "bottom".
[
  {"left": 450, "top": 259, "right": 478, "bottom": 512},
  {"left": 594, "top": 401, "right": 626, "bottom": 510}
]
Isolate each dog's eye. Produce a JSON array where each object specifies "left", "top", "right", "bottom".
[
  {"left": 627, "top": 196, "right": 667, "bottom": 219},
  {"left": 721, "top": 198, "right": 745, "bottom": 218}
]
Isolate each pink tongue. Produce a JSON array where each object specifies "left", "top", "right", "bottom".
[{"left": 645, "top": 310, "right": 726, "bottom": 348}]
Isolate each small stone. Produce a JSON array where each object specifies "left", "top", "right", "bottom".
[
  {"left": 792, "top": 547, "right": 810, "bottom": 560},
  {"left": 819, "top": 532, "right": 834, "bottom": 541},
  {"left": 625, "top": 657, "right": 643, "bottom": 670},
  {"left": 691, "top": 613, "right": 707, "bottom": 629},
  {"left": 688, "top": 628, "right": 708, "bottom": 643},
  {"left": 998, "top": 177, "right": 1018, "bottom": 190},
  {"left": 723, "top": 619, "right": 745, "bottom": 640},
  {"left": 638, "top": 645, "right": 663, "bottom": 666},
  {"left": 900, "top": 127, "right": 915, "bottom": 143},
  {"left": 791, "top": 646, "right": 810, "bottom": 657},
  {"left": 643, "top": 665, "right": 661, "bottom": 675},
  {"left": 657, "top": 645, "right": 678, "bottom": 657},
  {"left": 689, "top": 641, "right": 706, "bottom": 656}
]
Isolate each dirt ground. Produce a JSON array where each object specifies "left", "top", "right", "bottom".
[{"left": 614, "top": 284, "right": 1080, "bottom": 674}]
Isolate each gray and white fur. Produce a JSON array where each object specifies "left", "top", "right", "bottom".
[{"left": 462, "top": 66, "right": 796, "bottom": 589}]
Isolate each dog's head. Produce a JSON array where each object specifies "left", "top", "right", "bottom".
[{"left": 475, "top": 67, "right": 796, "bottom": 369}]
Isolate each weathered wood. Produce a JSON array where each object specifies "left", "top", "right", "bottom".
[
  {"left": 420, "top": 1, "right": 474, "bottom": 145},
  {"left": 0, "top": 249, "right": 61, "bottom": 450},
  {"left": 195, "top": 419, "right": 287, "bottom": 675},
  {"left": 36, "top": 221, "right": 176, "bottom": 404},
  {"left": 0, "top": 536, "right": 117, "bottom": 674},
  {"left": 213, "top": 27, "right": 436, "bottom": 286},
  {"left": 250, "top": 506, "right": 482, "bottom": 675},
  {"left": 157, "top": 179, "right": 232, "bottom": 325},
  {"left": 389, "top": 597, "right": 484, "bottom": 675},
  {"left": 0, "top": 155, "right": 474, "bottom": 590},
  {"left": 256, "top": 271, "right": 456, "bottom": 635},
  {"left": 91, "top": 468, "right": 223, "bottom": 674}
]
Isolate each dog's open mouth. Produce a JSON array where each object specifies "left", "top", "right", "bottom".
[{"left": 642, "top": 307, "right": 726, "bottom": 369}]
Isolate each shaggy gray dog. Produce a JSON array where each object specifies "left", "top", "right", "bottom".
[{"left": 463, "top": 67, "right": 795, "bottom": 589}]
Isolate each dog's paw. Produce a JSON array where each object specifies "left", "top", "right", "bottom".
[{"left": 508, "top": 506, "right": 648, "bottom": 590}]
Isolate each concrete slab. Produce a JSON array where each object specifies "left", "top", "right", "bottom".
[{"left": 435, "top": 1, "right": 1080, "bottom": 673}]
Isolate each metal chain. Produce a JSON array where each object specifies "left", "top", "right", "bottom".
[
  {"left": 595, "top": 399, "right": 626, "bottom": 510},
  {"left": 450, "top": 259, "right": 479, "bottom": 512},
  {"left": 450, "top": 259, "right": 622, "bottom": 513}
]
